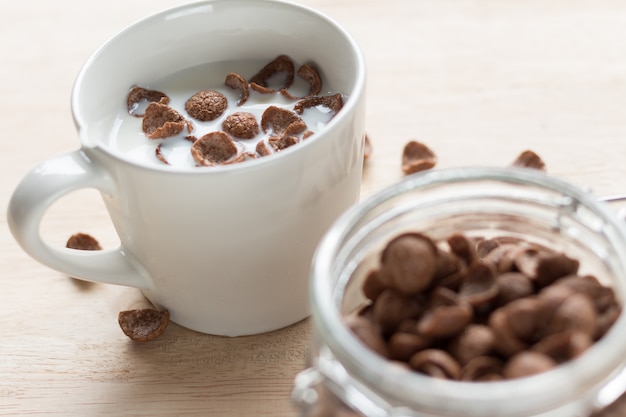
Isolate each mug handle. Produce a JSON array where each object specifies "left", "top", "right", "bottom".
[{"left": 7, "top": 149, "right": 150, "bottom": 289}]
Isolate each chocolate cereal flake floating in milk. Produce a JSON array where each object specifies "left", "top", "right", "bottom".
[
  {"left": 224, "top": 72, "right": 250, "bottom": 106},
  {"left": 126, "top": 86, "right": 169, "bottom": 117},
  {"left": 191, "top": 131, "right": 243, "bottom": 166},
  {"left": 280, "top": 63, "right": 323, "bottom": 100},
  {"left": 185, "top": 90, "right": 228, "bottom": 122},
  {"left": 222, "top": 112, "right": 260, "bottom": 139},
  {"left": 294, "top": 93, "right": 343, "bottom": 117},
  {"left": 249, "top": 54, "right": 295, "bottom": 94},
  {"left": 124, "top": 54, "right": 343, "bottom": 168},
  {"left": 261, "top": 106, "right": 307, "bottom": 137},
  {"left": 142, "top": 98, "right": 191, "bottom": 139}
]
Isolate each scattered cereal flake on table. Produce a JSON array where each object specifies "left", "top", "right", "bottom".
[
  {"left": 401, "top": 140, "right": 437, "bottom": 175},
  {"left": 511, "top": 150, "right": 546, "bottom": 172},
  {"left": 364, "top": 134, "right": 372, "bottom": 160},
  {"left": 66, "top": 233, "right": 102, "bottom": 251},
  {"left": 118, "top": 308, "right": 170, "bottom": 342}
]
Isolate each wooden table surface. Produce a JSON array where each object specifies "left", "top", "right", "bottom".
[{"left": 2, "top": 0, "right": 626, "bottom": 416}]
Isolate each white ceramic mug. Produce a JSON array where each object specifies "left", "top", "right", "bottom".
[{"left": 7, "top": 0, "right": 366, "bottom": 336}]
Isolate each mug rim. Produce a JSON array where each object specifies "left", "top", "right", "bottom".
[
  {"left": 70, "top": 0, "right": 366, "bottom": 175},
  {"left": 310, "top": 166, "right": 626, "bottom": 415}
]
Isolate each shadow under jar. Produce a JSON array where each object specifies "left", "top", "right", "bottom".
[{"left": 293, "top": 167, "right": 626, "bottom": 417}]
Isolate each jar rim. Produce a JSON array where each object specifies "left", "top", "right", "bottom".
[{"left": 310, "top": 166, "right": 626, "bottom": 416}]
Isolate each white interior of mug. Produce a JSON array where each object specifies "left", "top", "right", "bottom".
[
  {"left": 71, "top": 0, "right": 365, "bottom": 169},
  {"left": 312, "top": 167, "right": 626, "bottom": 416}
]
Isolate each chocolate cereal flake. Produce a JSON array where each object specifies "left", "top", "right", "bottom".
[
  {"left": 402, "top": 141, "right": 437, "bottom": 175},
  {"left": 249, "top": 55, "right": 295, "bottom": 93},
  {"left": 503, "top": 351, "right": 557, "bottom": 379},
  {"left": 142, "top": 99, "right": 188, "bottom": 139},
  {"left": 280, "top": 63, "right": 323, "bottom": 99},
  {"left": 118, "top": 308, "right": 170, "bottom": 342},
  {"left": 296, "top": 63, "right": 322, "bottom": 97},
  {"left": 225, "top": 72, "right": 250, "bottom": 106},
  {"left": 261, "top": 106, "right": 307, "bottom": 136},
  {"left": 345, "top": 314, "right": 388, "bottom": 357},
  {"left": 364, "top": 134, "right": 372, "bottom": 160},
  {"left": 127, "top": 86, "right": 169, "bottom": 117},
  {"left": 380, "top": 233, "right": 438, "bottom": 295},
  {"left": 222, "top": 112, "right": 259, "bottom": 139},
  {"left": 240, "top": 152, "right": 259, "bottom": 163},
  {"left": 191, "top": 131, "right": 240, "bottom": 166},
  {"left": 185, "top": 90, "right": 228, "bottom": 122},
  {"left": 512, "top": 150, "right": 546, "bottom": 172},
  {"left": 268, "top": 135, "right": 300, "bottom": 152},
  {"left": 294, "top": 93, "right": 343, "bottom": 117},
  {"left": 66, "top": 233, "right": 102, "bottom": 251},
  {"left": 256, "top": 140, "right": 273, "bottom": 157},
  {"left": 461, "top": 356, "right": 504, "bottom": 381},
  {"left": 409, "top": 349, "right": 462, "bottom": 380},
  {"left": 155, "top": 144, "right": 170, "bottom": 165},
  {"left": 250, "top": 83, "right": 277, "bottom": 95}
]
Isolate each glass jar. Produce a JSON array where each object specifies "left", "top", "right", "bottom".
[{"left": 293, "top": 167, "right": 626, "bottom": 417}]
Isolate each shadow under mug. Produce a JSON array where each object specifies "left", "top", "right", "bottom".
[{"left": 7, "top": 0, "right": 366, "bottom": 336}]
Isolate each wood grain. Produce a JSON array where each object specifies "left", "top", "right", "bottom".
[{"left": 2, "top": 0, "right": 626, "bottom": 415}]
